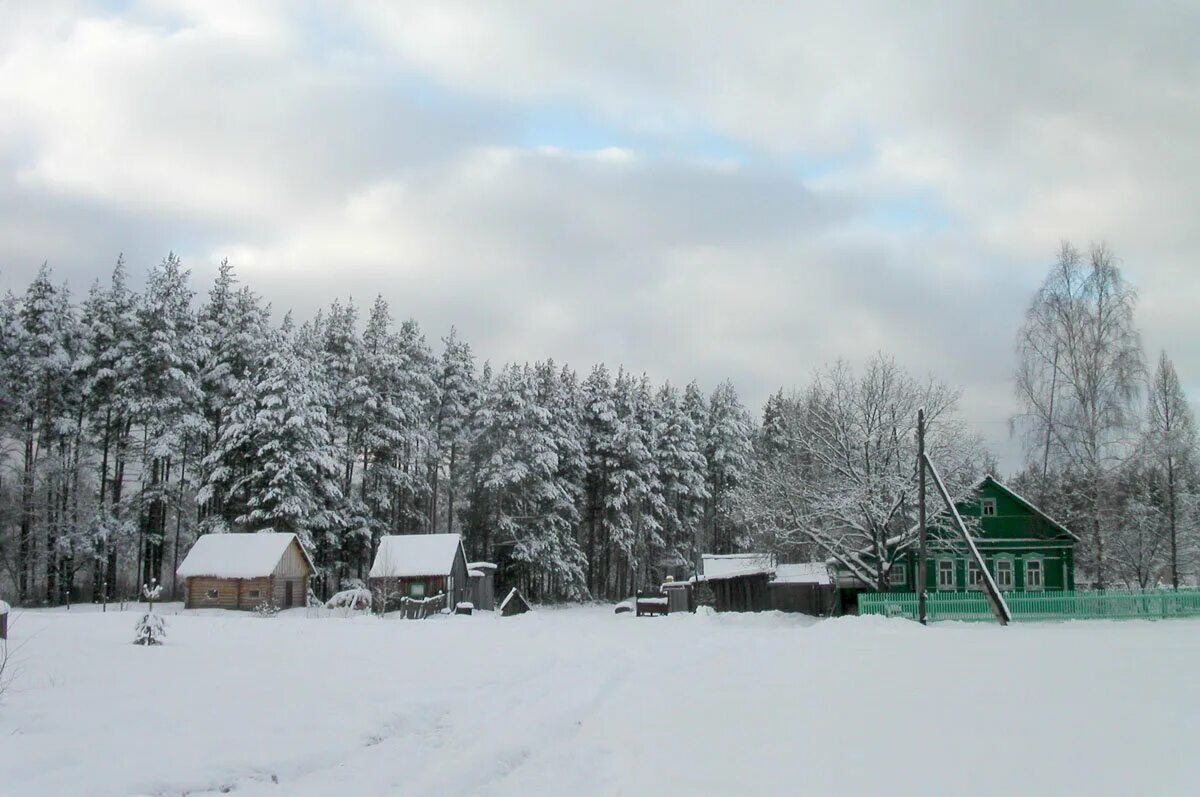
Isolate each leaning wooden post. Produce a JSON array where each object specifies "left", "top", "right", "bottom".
[
  {"left": 918, "top": 408, "right": 928, "bottom": 626},
  {"left": 923, "top": 453, "right": 1011, "bottom": 625}
]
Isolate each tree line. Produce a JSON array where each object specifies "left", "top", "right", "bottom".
[
  {"left": 740, "top": 242, "right": 1199, "bottom": 591},
  {"left": 0, "top": 257, "right": 753, "bottom": 604},
  {"left": 1, "top": 243, "right": 1196, "bottom": 606}
]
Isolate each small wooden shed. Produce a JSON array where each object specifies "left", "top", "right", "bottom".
[
  {"left": 770, "top": 562, "right": 838, "bottom": 615},
  {"left": 177, "top": 532, "right": 314, "bottom": 610},
  {"left": 369, "top": 533, "right": 470, "bottom": 612},
  {"left": 700, "top": 553, "right": 775, "bottom": 613},
  {"left": 467, "top": 562, "right": 497, "bottom": 610}
]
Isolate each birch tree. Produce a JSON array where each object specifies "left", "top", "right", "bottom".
[{"left": 1013, "top": 243, "right": 1144, "bottom": 587}]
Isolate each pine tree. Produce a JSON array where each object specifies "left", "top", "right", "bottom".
[
  {"left": 209, "top": 329, "right": 343, "bottom": 546},
  {"left": 131, "top": 254, "right": 201, "bottom": 589},
  {"left": 429, "top": 327, "right": 479, "bottom": 535},
  {"left": 79, "top": 258, "right": 139, "bottom": 599},
  {"left": 704, "top": 380, "right": 753, "bottom": 554}
]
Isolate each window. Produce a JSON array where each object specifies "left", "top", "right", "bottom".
[
  {"left": 889, "top": 563, "right": 907, "bottom": 587},
  {"left": 205, "top": 589, "right": 219, "bottom": 600},
  {"left": 247, "top": 589, "right": 261, "bottom": 599},
  {"left": 967, "top": 560, "right": 983, "bottom": 590},
  {"left": 937, "top": 559, "right": 956, "bottom": 590},
  {"left": 995, "top": 559, "right": 1014, "bottom": 590},
  {"left": 1024, "top": 558, "right": 1043, "bottom": 591},
  {"left": 409, "top": 581, "right": 426, "bottom": 598},
  {"left": 981, "top": 498, "right": 997, "bottom": 517}
]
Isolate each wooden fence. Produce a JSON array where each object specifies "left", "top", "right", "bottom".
[
  {"left": 399, "top": 592, "right": 448, "bottom": 619},
  {"left": 858, "top": 588, "right": 1200, "bottom": 622}
]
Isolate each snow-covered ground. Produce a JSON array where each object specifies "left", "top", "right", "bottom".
[{"left": 1, "top": 605, "right": 1197, "bottom": 797}]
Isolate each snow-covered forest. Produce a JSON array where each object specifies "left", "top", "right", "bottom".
[
  {"left": 0, "top": 256, "right": 756, "bottom": 604},
  {"left": 1, "top": 245, "right": 1197, "bottom": 605}
]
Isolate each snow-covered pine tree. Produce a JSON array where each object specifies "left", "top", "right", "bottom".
[
  {"left": 704, "top": 380, "right": 753, "bottom": 554},
  {"left": 654, "top": 382, "right": 709, "bottom": 574},
  {"left": 212, "top": 328, "right": 343, "bottom": 547},
  {"left": 79, "top": 258, "right": 140, "bottom": 600},
  {"left": 16, "top": 266, "right": 81, "bottom": 602},
  {"left": 429, "top": 327, "right": 479, "bottom": 535},
  {"left": 195, "top": 260, "right": 270, "bottom": 530},
  {"left": 131, "top": 254, "right": 201, "bottom": 589}
]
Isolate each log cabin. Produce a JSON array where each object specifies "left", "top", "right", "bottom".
[{"left": 177, "top": 532, "right": 314, "bottom": 610}]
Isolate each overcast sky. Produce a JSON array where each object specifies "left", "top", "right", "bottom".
[{"left": 2, "top": 1, "right": 1198, "bottom": 472}]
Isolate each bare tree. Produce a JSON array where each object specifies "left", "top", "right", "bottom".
[
  {"left": 1146, "top": 351, "right": 1197, "bottom": 588},
  {"left": 738, "top": 354, "right": 989, "bottom": 590},
  {"left": 1014, "top": 243, "right": 1144, "bottom": 588}
]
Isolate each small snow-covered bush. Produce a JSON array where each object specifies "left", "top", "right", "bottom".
[
  {"left": 254, "top": 601, "right": 280, "bottom": 618},
  {"left": 133, "top": 612, "right": 166, "bottom": 645},
  {"left": 325, "top": 588, "right": 372, "bottom": 611}
]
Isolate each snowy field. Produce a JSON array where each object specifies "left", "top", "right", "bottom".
[{"left": 1, "top": 605, "right": 1198, "bottom": 797}]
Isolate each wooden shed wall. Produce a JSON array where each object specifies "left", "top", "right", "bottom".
[
  {"left": 710, "top": 574, "right": 772, "bottom": 612},
  {"left": 769, "top": 583, "right": 837, "bottom": 615}
]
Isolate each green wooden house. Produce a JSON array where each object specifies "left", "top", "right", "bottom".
[{"left": 842, "top": 476, "right": 1077, "bottom": 597}]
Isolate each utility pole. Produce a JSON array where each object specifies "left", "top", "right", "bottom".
[{"left": 917, "top": 407, "right": 927, "bottom": 626}]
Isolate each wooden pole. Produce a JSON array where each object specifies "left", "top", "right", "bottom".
[
  {"left": 918, "top": 408, "right": 928, "bottom": 625},
  {"left": 923, "top": 454, "right": 1011, "bottom": 625}
]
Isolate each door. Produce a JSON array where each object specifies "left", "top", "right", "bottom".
[{"left": 284, "top": 581, "right": 294, "bottom": 608}]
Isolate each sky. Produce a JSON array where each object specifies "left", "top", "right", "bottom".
[{"left": 2, "top": 1, "right": 1199, "bottom": 472}]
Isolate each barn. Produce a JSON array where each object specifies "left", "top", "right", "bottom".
[
  {"left": 368, "top": 533, "right": 470, "bottom": 612},
  {"left": 699, "top": 553, "right": 775, "bottom": 612},
  {"left": 177, "top": 532, "right": 314, "bottom": 610}
]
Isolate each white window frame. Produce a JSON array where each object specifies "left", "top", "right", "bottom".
[
  {"left": 1024, "top": 556, "right": 1044, "bottom": 591},
  {"left": 966, "top": 559, "right": 984, "bottom": 591},
  {"left": 981, "top": 497, "right": 997, "bottom": 517},
  {"left": 936, "top": 558, "right": 957, "bottom": 590},
  {"left": 889, "top": 562, "right": 907, "bottom": 587},
  {"left": 995, "top": 558, "right": 1014, "bottom": 590}
]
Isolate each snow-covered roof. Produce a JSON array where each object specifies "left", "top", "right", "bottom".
[
  {"left": 773, "top": 562, "right": 832, "bottom": 585},
  {"left": 370, "top": 534, "right": 464, "bottom": 578},
  {"left": 467, "top": 561, "right": 497, "bottom": 572},
  {"left": 700, "top": 553, "right": 776, "bottom": 581},
  {"left": 0, "top": 599, "right": 9, "bottom": 615},
  {"left": 176, "top": 533, "right": 312, "bottom": 579}
]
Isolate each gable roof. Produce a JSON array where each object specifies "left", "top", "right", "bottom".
[
  {"left": 980, "top": 475, "right": 1079, "bottom": 541},
  {"left": 700, "top": 553, "right": 776, "bottom": 581},
  {"left": 370, "top": 533, "right": 466, "bottom": 578},
  {"left": 177, "top": 532, "right": 314, "bottom": 579}
]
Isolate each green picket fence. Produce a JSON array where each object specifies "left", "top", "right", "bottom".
[{"left": 857, "top": 588, "right": 1200, "bottom": 622}]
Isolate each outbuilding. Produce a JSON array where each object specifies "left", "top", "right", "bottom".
[
  {"left": 770, "top": 562, "right": 838, "bottom": 615},
  {"left": 467, "top": 561, "right": 497, "bottom": 611},
  {"left": 699, "top": 553, "right": 775, "bottom": 612},
  {"left": 177, "top": 532, "right": 314, "bottom": 610},
  {"left": 369, "top": 533, "right": 470, "bottom": 612}
]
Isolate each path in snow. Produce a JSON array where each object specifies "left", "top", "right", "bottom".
[{"left": 1, "top": 605, "right": 1197, "bottom": 796}]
